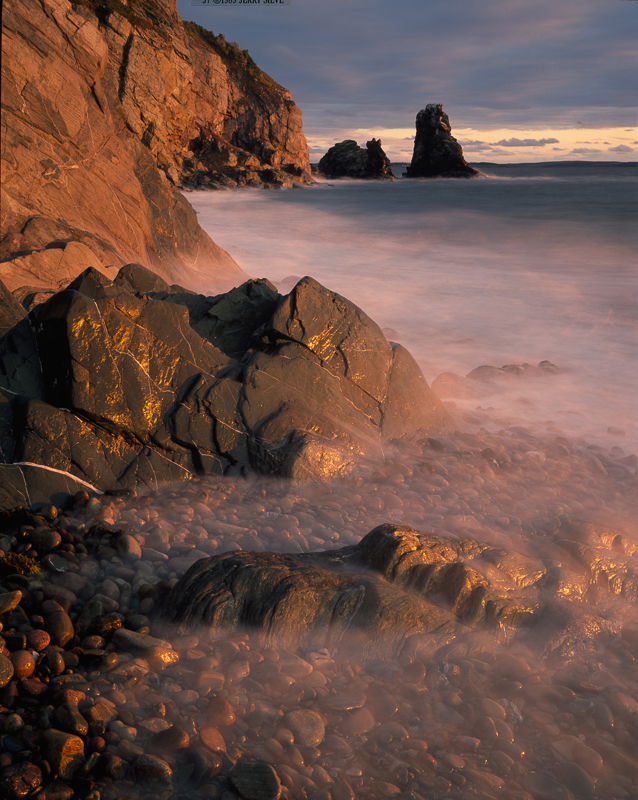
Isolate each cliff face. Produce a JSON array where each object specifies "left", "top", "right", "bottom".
[{"left": 0, "top": 0, "right": 310, "bottom": 292}]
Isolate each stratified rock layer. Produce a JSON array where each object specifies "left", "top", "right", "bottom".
[
  {"left": 165, "top": 523, "right": 549, "bottom": 648},
  {"left": 404, "top": 104, "right": 478, "bottom": 178},
  {"left": 0, "top": 267, "right": 448, "bottom": 511},
  {"left": 318, "top": 139, "right": 394, "bottom": 179},
  {"left": 1, "top": 0, "right": 310, "bottom": 292}
]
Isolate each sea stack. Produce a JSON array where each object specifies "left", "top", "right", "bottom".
[
  {"left": 318, "top": 139, "right": 394, "bottom": 179},
  {"left": 404, "top": 104, "right": 478, "bottom": 178}
]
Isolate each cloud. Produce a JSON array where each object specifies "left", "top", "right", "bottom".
[
  {"left": 493, "top": 137, "right": 559, "bottom": 147},
  {"left": 571, "top": 147, "right": 602, "bottom": 154},
  {"left": 609, "top": 144, "right": 633, "bottom": 153}
]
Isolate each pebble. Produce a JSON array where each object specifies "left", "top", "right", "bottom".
[
  {"left": 207, "top": 695, "right": 237, "bottom": 726},
  {"left": 134, "top": 753, "right": 174, "bottom": 784},
  {"left": 45, "top": 610, "right": 74, "bottom": 648},
  {"left": 0, "top": 590, "right": 22, "bottom": 615},
  {"left": 230, "top": 758, "right": 282, "bottom": 800},
  {"left": 27, "top": 629, "right": 51, "bottom": 651},
  {"left": 284, "top": 709, "right": 326, "bottom": 747},
  {"left": 10, "top": 650, "right": 36, "bottom": 679},
  {"left": 0, "top": 761, "right": 42, "bottom": 799},
  {"left": 0, "top": 653, "right": 15, "bottom": 687},
  {"left": 200, "top": 727, "right": 227, "bottom": 752},
  {"left": 42, "top": 729, "right": 85, "bottom": 780}
]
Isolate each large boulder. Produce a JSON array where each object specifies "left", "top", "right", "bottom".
[
  {"left": 0, "top": 266, "right": 448, "bottom": 511},
  {"left": 164, "top": 524, "right": 546, "bottom": 649},
  {"left": 404, "top": 104, "right": 478, "bottom": 178},
  {"left": 318, "top": 139, "right": 394, "bottom": 179}
]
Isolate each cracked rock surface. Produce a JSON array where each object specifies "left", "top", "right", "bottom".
[{"left": 0, "top": 265, "right": 448, "bottom": 512}]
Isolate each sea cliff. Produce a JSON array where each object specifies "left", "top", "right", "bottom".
[{"left": 1, "top": 0, "right": 310, "bottom": 293}]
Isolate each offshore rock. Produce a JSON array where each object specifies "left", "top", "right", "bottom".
[
  {"left": 165, "top": 524, "right": 546, "bottom": 648},
  {"left": 404, "top": 104, "right": 478, "bottom": 178},
  {"left": 1, "top": 0, "right": 310, "bottom": 292},
  {"left": 0, "top": 266, "right": 447, "bottom": 511},
  {"left": 318, "top": 139, "right": 394, "bottom": 179}
]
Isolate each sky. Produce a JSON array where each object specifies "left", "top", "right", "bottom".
[{"left": 178, "top": 0, "right": 637, "bottom": 163}]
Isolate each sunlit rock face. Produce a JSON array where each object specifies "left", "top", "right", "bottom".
[
  {"left": 165, "top": 523, "right": 541, "bottom": 648},
  {"left": 404, "top": 104, "right": 478, "bottom": 178},
  {"left": 0, "top": 0, "right": 309, "bottom": 292},
  {"left": 166, "top": 519, "right": 638, "bottom": 651},
  {"left": 318, "top": 139, "right": 394, "bottom": 179},
  {"left": 0, "top": 267, "right": 448, "bottom": 511}
]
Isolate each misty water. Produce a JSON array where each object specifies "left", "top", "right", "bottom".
[
  {"left": 64, "top": 165, "right": 637, "bottom": 799},
  {"left": 192, "top": 162, "right": 638, "bottom": 449}
]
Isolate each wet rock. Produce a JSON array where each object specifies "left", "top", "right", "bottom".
[
  {"left": 229, "top": 758, "right": 282, "bottom": 800},
  {"left": 0, "top": 590, "right": 22, "bottom": 615},
  {"left": 0, "top": 761, "right": 42, "bottom": 799},
  {"left": 134, "top": 753, "right": 174, "bottom": 784},
  {"left": 30, "top": 529, "right": 62, "bottom": 553},
  {"left": 42, "top": 729, "right": 85, "bottom": 780},
  {"left": 10, "top": 650, "right": 35, "bottom": 679},
  {"left": 318, "top": 139, "right": 394, "bottom": 179},
  {"left": 284, "top": 709, "right": 326, "bottom": 747},
  {"left": 0, "top": 653, "right": 14, "bottom": 687},
  {"left": 45, "top": 609, "right": 74, "bottom": 648},
  {"left": 54, "top": 702, "right": 89, "bottom": 737},
  {"left": 207, "top": 695, "right": 237, "bottom": 727},
  {"left": 166, "top": 523, "right": 547, "bottom": 645},
  {"left": 151, "top": 725, "right": 190, "bottom": 752},
  {"left": 200, "top": 727, "right": 227, "bottom": 752},
  {"left": 111, "top": 629, "right": 179, "bottom": 667},
  {"left": 27, "top": 629, "right": 51, "bottom": 651},
  {"left": 404, "top": 104, "right": 478, "bottom": 178}
]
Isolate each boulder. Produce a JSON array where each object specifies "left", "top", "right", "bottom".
[
  {"left": 318, "top": 139, "right": 394, "bottom": 179},
  {"left": 164, "top": 524, "right": 546, "bottom": 648},
  {"left": 404, "top": 104, "right": 478, "bottom": 178},
  {"left": 0, "top": 266, "right": 448, "bottom": 511}
]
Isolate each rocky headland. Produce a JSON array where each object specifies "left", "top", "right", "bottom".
[
  {"left": 1, "top": 0, "right": 310, "bottom": 293},
  {"left": 317, "top": 140, "right": 394, "bottom": 180},
  {"left": 404, "top": 104, "right": 478, "bottom": 178}
]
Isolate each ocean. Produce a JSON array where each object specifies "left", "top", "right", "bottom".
[
  {"left": 189, "top": 161, "right": 638, "bottom": 451},
  {"left": 68, "top": 163, "right": 638, "bottom": 799}
]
